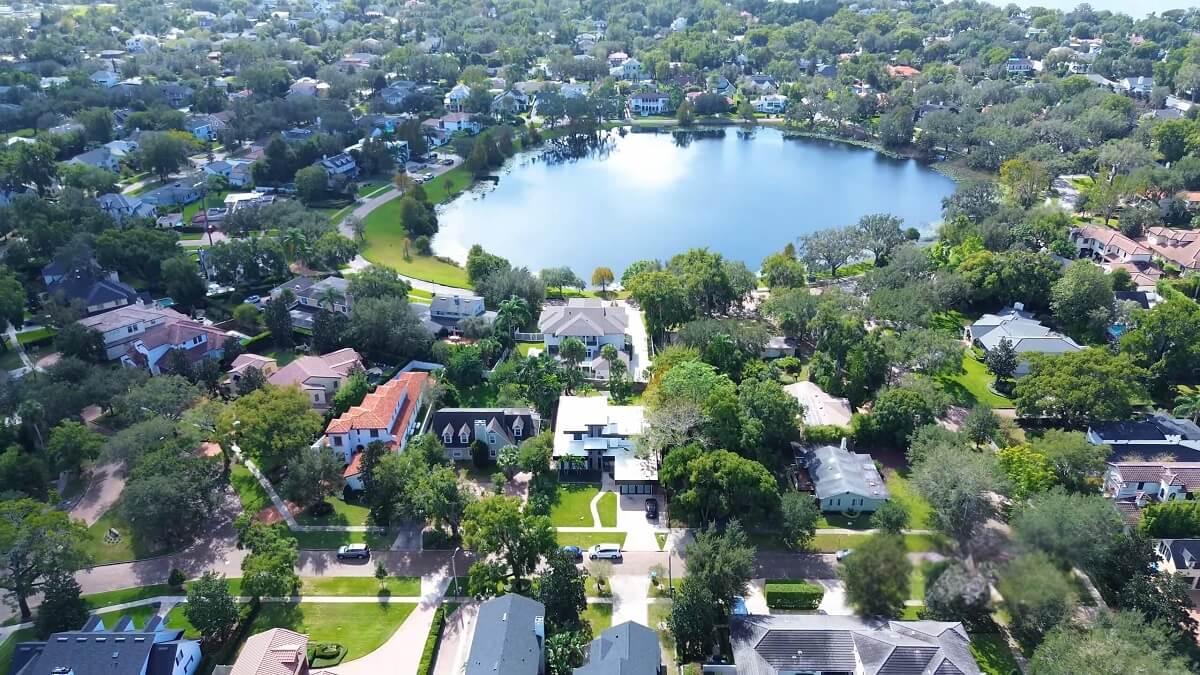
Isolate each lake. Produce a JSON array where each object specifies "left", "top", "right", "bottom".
[{"left": 433, "top": 127, "right": 957, "bottom": 277}]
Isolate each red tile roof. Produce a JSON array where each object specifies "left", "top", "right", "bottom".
[
  {"left": 343, "top": 452, "right": 363, "bottom": 478},
  {"left": 325, "top": 371, "right": 428, "bottom": 435}
]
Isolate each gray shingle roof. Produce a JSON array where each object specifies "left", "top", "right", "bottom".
[
  {"left": 465, "top": 594, "right": 545, "bottom": 675},
  {"left": 574, "top": 621, "right": 661, "bottom": 675},
  {"left": 538, "top": 299, "right": 628, "bottom": 338},
  {"left": 803, "top": 444, "right": 889, "bottom": 501}
]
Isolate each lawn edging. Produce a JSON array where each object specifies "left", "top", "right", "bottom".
[{"left": 416, "top": 605, "right": 447, "bottom": 675}]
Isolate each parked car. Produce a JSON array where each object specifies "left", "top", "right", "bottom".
[
  {"left": 562, "top": 545, "right": 583, "bottom": 561},
  {"left": 243, "top": 294, "right": 261, "bottom": 305},
  {"left": 441, "top": 158, "right": 454, "bottom": 165},
  {"left": 645, "top": 498, "right": 659, "bottom": 520},
  {"left": 588, "top": 543, "right": 623, "bottom": 561},
  {"left": 337, "top": 543, "right": 371, "bottom": 560},
  {"left": 835, "top": 548, "right": 853, "bottom": 561},
  {"left": 731, "top": 596, "right": 749, "bottom": 615}
]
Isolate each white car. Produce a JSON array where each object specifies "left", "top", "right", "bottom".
[
  {"left": 835, "top": 548, "right": 853, "bottom": 561},
  {"left": 588, "top": 544, "right": 623, "bottom": 561}
]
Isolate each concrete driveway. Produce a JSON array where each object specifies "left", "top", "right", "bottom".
[
  {"left": 609, "top": 575, "right": 649, "bottom": 626},
  {"left": 814, "top": 579, "right": 852, "bottom": 615},
  {"left": 433, "top": 601, "right": 478, "bottom": 675},
  {"left": 330, "top": 576, "right": 448, "bottom": 675},
  {"left": 618, "top": 301, "right": 651, "bottom": 381},
  {"left": 616, "top": 492, "right": 662, "bottom": 552}
]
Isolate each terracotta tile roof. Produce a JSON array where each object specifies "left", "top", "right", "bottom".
[
  {"left": 1073, "top": 225, "right": 1150, "bottom": 256},
  {"left": 325, "top": 371, "right": 428, "bottom": 434},
  {"left": 343, "top": 451, "right": 363, "bottom": 478},
  {"left": 267, "top": 348, "right": 362, "bottom": 388},
  {"left": 228, "top": 628, "right": 309, "bottom": 675}
]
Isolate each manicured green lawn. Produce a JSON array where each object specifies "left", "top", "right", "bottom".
[
  {"left": 516, "top": 342, "right": 541, "bottom": 357},
  {"left": 83, "top": 585, "right": 175, "bottom": 609},
  {"left": 0, "top": 628, "right": 36, "bottom": 675},
  {"left": 287, "top": 529, "right": 395, "bottom": 550},
  {"left": 583, "top": 603, "right": 612, "bottom": 634},
  {"left": 455, "top": 383, "right": 499, "bottom": 407},
  {"left": 231, "top": 464, "right": 272, "bottom": 515},
  {"left": 814, "top": 512, "right": 873, "bottom": 530},
  {"left": 970, "top": 633, "right": 1022, "bottom": 675},
  {"left": 164, "top": 604, "right": 200, "bottom": 638},
  {"left": 181, "top": 192, "right": 228, "bottom": 223},
  {"left": 80, "top": 507, "right": 174, "bottom": 564},
  {"left": 647, "top": 603, "right": 674, "bottom": 655},
  {"left": 360, "top": 197, "right": 470, "bottom": 288},
  {"left": 94, "top": 603, "right": 160, "bottom": 630},
  {"left": 16, "top": 327, "right": 56, "bottom": 346},
  {"left": 555, "top": 532, "right": 628, "bottom": 549},
  {"left": 295, "top": 496, "right": 372, "bottom": 527},
  {"left": 550, "top": 484, "right": 603, "bottom": 527},
  {"left": 245, "top": 602, "right": 416, "bottom": 660},
  {"left": 262, "top": 348, "right": 299, "bottom": 366},
  {"left": 300, "top": 576, "right": 419, "bottom": 596},
  {"left": 357, "top": 182, "right": 389, "bottom": 197},
  {"left": 885, "top": 471, "right": 933, "bottom": 529},
  {"left": 936, "top": 354, "right": 1014, "bottom": 409},
  {"left": 0, "top": 349, "right": 23, "bottom": 371},
  {"left": 751, "top": 531, "right": 943, "bottom": 553}
]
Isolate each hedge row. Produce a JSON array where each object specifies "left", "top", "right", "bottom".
[
  {"left": 765, "top": 580, "right": 825, "bottom": 610},
  {"left": 416, "top": 605, "right": 447, "bottom": 675}
]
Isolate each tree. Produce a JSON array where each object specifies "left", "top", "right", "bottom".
[
  {"left": 983, "top": 337, "right": 1018, "bottom": 385},
  {"left": 997, "top": 553, "right": 1076, "bottom": 647},
  {"left": 1121, "top": 298, "right": 1200, "bottom": 397},
  {"left": 853, "top": 213, "right": 906, "bottom": 265},
  {"left": 4, "top": 142, "right": 57, "bottom": 194},
  {"left": 218, "top": 386, "right": 325, "bottom": 470},
  {"left": 924, "top": 562, "right": 992, "bottom": 626},
  {"left": 295, "top": 165, "right": 328, "bottom": 205},
  {"left": 236, "top": 367, "right": 267, "bottom": 396},
  {"left": 466, "top": 245, "right": 510, "bottom": 285},
  {"left": 280, "top": 445, "right": 345, "bottom": 508},
  {"left": 348, "top": 266, "right": 411, "bottom": 300},
  {"left": 1120, "top": 572, "right": 1197, "bottom": 638},
  {"left": 1030, "top": 610, "right": 1193, "bottom": 675},
  {"left": 961, "top": 404, "right": 999, "bottom": 446},
  {"left": 536, "top": 549, "right": 588, "bottom": 634},
  {"left": 139, "top": 132, "right": 190, "bottom": 181},
  {"left": 461, "top": 495, "right": 555, "bottom": 586},
  {"left": 539, "top": 267, "right": 585, "bottom": 298},
  {"left": 870, "top": 501, "right": 910, "bottom": 535},
  {"left": 676, "top": 98, "right": 694, "bottom": 126},
  {"left": 911, "top": 443, "right": 1004, "bottom": 556},
  {"left": 263, "top": 298, "right": 295, "bottom": 350},
  {"left": 760, "top": 250, "right": 806, "bottom": 288},
  {"left": 669, "top": 577, "right": 718, "bottom": 662},
  {"left": 856, "top": 387, "right": 936, "bottom": 449},
  {"left": 545, "top": 631, "right": 589, "bottom": 675},
  {"left": 312, "top": 310, "right": 348, "bottom": 354},
  {"left": 878, "top": 106, "right": 914, "bottom": 149},
  {"left": 780, "top": 492, "right": 820, "bottom": 550},
  {"left": 997, "top": 443, "right": 1056, "bottom": 499},
  {"left": 1011, "top": 489, "right": 1124, "bottom": 574},
  {"left": 330, "top": 371, "right": 370, "bottom": 417},
  {"left": 349, "top": 296, "right": 433, "bottom": 363},
  {"left": 1014, "top": 350, "right": 1148, "bottom": 428},
  {"left": 1051, "top": 261, "right": 1114, "bottom": 338},
  {"left": 999, "top": 157, "right": 1050, "bottom": 208},
  {"left": 420, "top": 466, "right": 475, "bottom": 539},
  {"left": 45, "top": 421, "right": 103, "bottom": 476},
  {"left": 0, "top": 268, "right": 26, "bottom": 331},
  {"left": 34, "top": 570, "right": 88, "bottom": 638},
  {"left": 840, "top": 534, "right": 911, "bottom": 617},
  {"left": 659, "top": 446, "right": 780, "bottom": 527},
  {"left": 121, "top": 450, "right": 221, "bottom": 549},
  {"left": 0, "top": 499, "right": 90, "bottom": 620},
  {"left": 183, "top": 571, "right": 239, "bottom": 644},
  {"left": 1032, "top": 430, "right": 1107, "bottom": 493},
  {"left": 626, "top": 271, "right": 692, "bottom": 345},
  {"left": 799, "top": 227, "right": 860, "bottom": 277},
  {"left": 685, "top": 522, "right": 756, "bottom": 614},
  {"left": 590, "top": 266, "right": 614, "bottom": 294},
  {"left": 161, "top": 257, "right": 206, "bottom": 308},
  {"left": 54, "top": 323, "right": 105, "bottom": 363},
  {"left": 236, "top": 518, "right": 299, "bottom": 601}
]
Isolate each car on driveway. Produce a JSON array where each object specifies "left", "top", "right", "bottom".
[
  {"left": 835, "top": 548, "right": 853, "bottom": 561},
  {"left": 731, "top": 596, "right": 749, "bottom": 615},
  {"left": 588, "top": 543, "right": 623, "bottom": 561},
  {"left": 645, "top": 498, "right": 658, "bottom": 520},
  {"left": 243, "top": 295, "right": 261, "bottom": 305},
  {"left": 337, "top": 543, "right": 371, "bottom": 560},
  {"left": 562, "top": 545, "right": 583, "bottom": 561}
]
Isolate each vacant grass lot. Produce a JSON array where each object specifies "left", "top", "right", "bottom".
[
  {"left": 885, "top": 471, "right": 933, "bottom": 529},
  {"left": 231, "top": 464, "right": 272, "bottom": 515}
]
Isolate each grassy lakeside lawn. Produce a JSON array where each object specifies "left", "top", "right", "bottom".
[
  {"left": 936, "top": 353, "right": 1015, "bottom": 409},
  {"left": 555, "top": 532, "right": 628, "bottom": 549},
  {"left": 549, "top": 485, "right": 616, "bottom": 527},
  {"left": 970, "top": 633, "right": 1022, "bottom": 675}
]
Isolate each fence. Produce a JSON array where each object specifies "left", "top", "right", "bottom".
[{"left": 513, "top": 331, "right": 544, "bottom": 342}]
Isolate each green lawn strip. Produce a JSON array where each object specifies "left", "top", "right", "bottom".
[
  {"left": 596, "top": 492, "right": 617, "bottom": 528},
  {"left": 550, "top": 484, "right": 601, "bottom": 527},
  {"left": 231, "top": 463, "right": 272, "bottom": 515},
  {"left": 646, "top": 603, "right": 676, "bottom": 667},
  {"left": 750, "top": 532, "right": 943, "bottom": 553},
  {"left": 178, "top": 232, "right": 205, "bottom": 240},
  {"left": 555, "top": 532, "right": 627, "bottom": 549},
  {"left": 0, "top": 628, "right": 36, "bottom": 675},
  {"left": 516, "top": 342, "right": 541, "bottom": 357},
  {"left": 299, "top": 576, "right": 419, "bottom": 597},
  {"left": 970, "top": 633, "right": 1022, "bottom": 675},
  {"left": 246, "top": 601, "right": 416, "bottom": 661},
  {"left": 83, "top": 585, "right": 174, "bottom": 609},
  {"left": 94, "top": 603, "right": 160, "bottom": 629},
  {"left": 164, "top": 605, "right": 198, "bottom": 638},
  {"left": 936, "top": 354, "right": 1014, "bottom": 409},
  {"left": 287, "top": 529, "right": 395, "bottom": 550},
  {"left": 814, "top": 512, "right": 873, "bottom": 530},
  {"left": 582, "top": 603, "right": 613, "bottom": 635},
  {"left": 409, "top": 288, "right": 434, "bottom": 299},
  {"left": 900, "top": 605, "right": 923, "bottom": 620},
  {"left": 584, "top": 577, "right": 611, "bottom": 598},
  {"left": 294, "top": 496, "right": 372, "bottom": 527},
  {"left": 648, "top": 577, "right": 683, "bottom": 598},
  {"left": 884, "top": 471, "right": 933, "bottom": 529},
  {"left": 16, "top": 327, "right": 56, "bottom": 346}
]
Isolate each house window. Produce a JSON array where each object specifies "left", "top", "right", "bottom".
[
  {"left": 1137, "top": 482, "right": 1145, "bottom": 490},
  {"left": 488, "top": 432, "right": 496, "bottom": 445},
  {"left": 369, "top": 429, "right": 379, "bottom": 438},
  {"left": 514, "top": 423, "right": 523, "bottom": 438},
  {"left": 332, "top": 436, "right": 342, "bottom": 446},
  {"left": 443, "top": 431, "right": 452, "bottom": 444},
  {"left": 460, "top": 430, "right": 470, "bottom": 444}
]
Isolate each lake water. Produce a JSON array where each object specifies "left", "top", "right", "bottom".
[{"left": 433, "top": 127, "right": 957, "bottom": 277}]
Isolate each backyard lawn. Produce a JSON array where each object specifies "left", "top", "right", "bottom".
[
  {"left": 885, "top": 471, "right": 933, "bottom": 529},
  {"left": 244, "top": 602, "right": 415, "bottom": 661},
  {"left": 583, "top": 603, "right": 613, "bottom": 635},
  {"left": 555, "top": 532, "right": 628, "bottom": 549},
  {"left": 549, "top": 485, "right": 616, "bottom": 527},
  {"left": 295, "top": 496, "right": 372, "bottom": 527},
  {"left": 970, "top": 633, "right": 1022, "bottom": 675},
  {"left": 516, "top": 342, "right": 541, "bottom": 357},
  {"left": 936, "top": 353, "right": 1014, "bottom": 409},
  {"left": 263, "top": 348, "right": 299, "bottom": 366}
]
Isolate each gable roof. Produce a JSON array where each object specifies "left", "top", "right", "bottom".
[
  {"left": 431, "top": 407, "right": 539, "bottom": 447},
  {"left": 538, "top": 299, "right": 628, "bottom": 337},
  {"left": 575, "top": 621, "right": 661, "bottom": 675},
  {"left": 268, "top": 348, "right": 361, "bottom": 388},
  {"left": 969, "top": 309, "right": 1081, "bottom": 356},
  {"left": 12, "top": 616, "right": 190, "bottom": 675},
  {"left": 325, "top": 371, "right": 428, "bottom": 434},
  {"left": 466, "top": 594, "right": 545, "bottom": 675},
  {"left": 802, "top": 442, "right": 889, "bottom": 501},
  {"left": 228, "top": 628, "right": 309, "bottom": 675}
]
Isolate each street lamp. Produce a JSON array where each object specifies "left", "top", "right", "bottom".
[{"left": 450, "top": 546, "right": 462, "bottom": 597}]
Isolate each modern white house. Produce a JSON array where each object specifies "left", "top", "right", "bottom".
[
  {"left": 553, "top": 395, "right": 655, "bottom": 494},
  {"left": 1105, "top": 460, "right": 1200, "bottom": 506},
  {"left": 964, "top": 305, "right": 1082, "bottom": 376},
  {"left": 752, "top": 94, "right": 788, "bottom": 113},
  {"left": 538, "top": 299, "right": 629, "bottom": 378},
  {"left": 1155, "top": 539, "right": 1200, "bottom": 589},
  {"left": 797, "top": 439, "right": 890, "bottom": 513},
  {"left": 323, "top": 371, "right": 429, "bottom": 490},
  {"left": 444, "top": 83, "right": 472, "bottom": 111},
  {"left": 629, "top": 91, "right": 671, "bottom": 116}
]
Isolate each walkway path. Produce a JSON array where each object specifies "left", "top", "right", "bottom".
[
  {"left": 609, "top": 575, "right": 649, "bottom": 627},
  {"left": 588, "top": 490, "right": 607, "bottom": 529},
  {"left": 4, "top": 324, "right": 33, "bottom": 373}
]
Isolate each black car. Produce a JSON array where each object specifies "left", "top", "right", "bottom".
[{"left": 645, "top": 498, "right": 659, "bottom": 520}]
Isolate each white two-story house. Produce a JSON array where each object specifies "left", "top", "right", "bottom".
[
  {"left": 1156, "top": 539, "right": 1200, "bottom": 589},
  {"left": 553, "top": 395, "right": 655, "bottom": 495},
  {"left": 323, "top": 371, "right": 428, "bottom": 490},
  {"left": 538, "top": 299, "right": 629, "bottom": 378}
]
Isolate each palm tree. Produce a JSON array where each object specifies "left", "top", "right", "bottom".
[
  {"left": 317, "top": 286, "right": 344, "bottom": 312},
  {"left": 281, "top": 228, "right": 308, "bottom": 261},
  {"left": 559, "top": 337, "right": 586, "bottom": 369},
  {"left": 496, "top": 296, "right": 532, "bottom": 340},
  {"left": 1174, "top": 388, "right": 1200, "bottom": 422}
]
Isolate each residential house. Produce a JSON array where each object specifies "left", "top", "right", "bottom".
[
  {"left": 574, "top": 622, "right": 662, "bottom": 675},
  {"left": 202, "top": 159, "right": 253, "bottom": 187},
  {"left": 43, "top": 259, "right": 144, "bottom": 315},
  {"left": 125, "top": 34, "right": 160, "bottom": 52},
  {"left": 421, "top": 113, "right": 482, "bottom": 146},
  {"left": 553, "top": 395, "right": 654, "bottom": 494},
  {"left": 607, "top": 52, "right": 629, "bottom": 67},
  {"left": 1088, "top": 414, "right": 1200, "bottom": 463},
  {"left": 416, "top": 293, "right": 495, "bottom": 335},
  {"left": 378, "top": 81, "right": 416, "bottom": 107},
  {"left": 629, "top": 91, "right": 670, "bottom": 116},
  {"left": 314, "top": 153, "right": 359, "bottom": 185},
  {"left": 97, "top": 193, "right": 157, "bottom": 221},
  {"left": 288, "top": 77, "right": 329, "bottom": 98},
  {"left": 725, "top": 614, "right": 981, "bottom": 675},
  {"left": 227, "top": 348, "right": 363, "bottom": 409},
  {"left": 223, "top": 192, "right": 273, "bottom": 214},
  {"left": 1070, "top": 226, "right": 1153, "bottom": 264},
  {"left": 1005, "top": 57, "right": 1034, "bottom": 74},
  {"left": 429, "top": 407, "right": 541, "bottom": 461},
  {"left": 1104, "top": 460, "right": 1200, "bottom": 523},
  {"left": 491, "top": 89, "right": 529, "bottom": 116},
  {"left": 560, "top": 83, "right": 590, "bottom": 99},
  {"left": 538, "top": 299, "right": 629, "bottom": 378},
  {"left": 1155, "top": 539, "right": 1200, "bottom": 590},
  {"left": 466, "top": 594, "right": 545, "bottom": 675},
  {"left": 444, "top": 83, "right": 472, "bottom": 112},
  {"left": 815, "top": 63, "right": 838, "bottom": 78},
  {"left": 1120, "top": 76, "right": 1154, "bottom": 96},
  {"left": 751, "top": 94, "right": 788, "bottom": 114},
  {"left": 282, "top": 127, "right": 315, "bottom": 142},
  {"left": 1145, "top": 226, "right": 1200, "bottom": 271},
  {"left": 740, "top": 74, "right": 778, "bottom": 94},
  {"left": 217, "top": 628, "right": 312, "bottom": 675},
  {"left": 336, "top": 53, "right": 376, "bottom": 73},
  {"left": 797, "top": 439, "right": 889, "bottom": 513},
  {"left": 324, "top": 371, "right": 429, "bottom": 490},
  {"left": 141, "top": 179, "right": 203, "bottom": 208},
  {"left": 68, "top": 146, "right": 123, "bottom": 172},
  {"left": 670, "top": 17, "right": 687, "bottom": 31},
  {"left": 157, "top": 84, "right": 194, "bottom": 108},
  {"left": 609, "top": 57, "right": 642, "bottom": 80},
  {"left": 964, "top": 305, "right": 1082, "bottom": 376},
  {"left": 760, "top": 336, "right": 795, "bottom": 358},
  {"left": 886, "top": 64, "right": 921, "bottom": 78},
  {"left": 89, "top": 69, "right": 119, "bottom": 87},
  {"left": 10, "top": 614, "right": 201, "bottom": 675},
  {"left": 79, "top": 302, "right": 229, "bottom": 373},
  {"left": 784, "top": 381, "right": 853, "bottom": 428},
  {"left": 184, "top": 114, "right": 223, "bottom": 141},
  {"left": 270, "top": 276, "right": 352, "bottom": 329}
]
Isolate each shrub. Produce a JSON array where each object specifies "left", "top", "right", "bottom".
[
  {"left": 804, "top": 424, "right": 849, "bottom": 445},
  {"left": 764, "top": 580, "right": 825, "bottom": 609},
  {"left": 417, "top": 606, "right": 447, "bottom": 675},
  {"left": 168, "top": 568, "right": 186, "bottom": 589},
  {"left": 308, "top": 642, "right": 346, "bottom": 667}
]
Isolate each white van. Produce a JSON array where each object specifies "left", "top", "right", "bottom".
[{"left": 588, "top": 543, "right": 623, "bottom": 561}]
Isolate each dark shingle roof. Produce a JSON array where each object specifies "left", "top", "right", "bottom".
[
  {"left": 574, "top": 621, "right": 661, "bottom": 675},
  {"left": 465, "top": 594, "right": 545, "bottom": 675}
]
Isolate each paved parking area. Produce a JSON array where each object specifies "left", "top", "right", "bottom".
[{"left": 616, "top": 492, "right": 663, "bottom": 552}]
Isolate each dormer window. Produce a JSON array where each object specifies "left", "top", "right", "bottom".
[
  {"left": 459, "top": 428, "right": 470, "bottom": 444},
  {"left": 513, "top": 419, "right": 523, "bottom": 437},
  {"left": 443, "top": 430, "right": 453, "bottom": 444}
]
